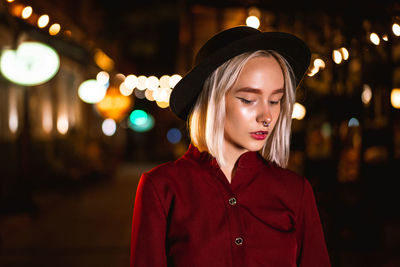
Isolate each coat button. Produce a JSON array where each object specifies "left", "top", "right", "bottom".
[
  {"left": 228, "top": 197, "right": 237, "bottom": 205},
  {"left": 235, "top": 237, "right": 243, "bottom": 246}
]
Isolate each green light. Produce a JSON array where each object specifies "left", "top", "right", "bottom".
[
  {"left": 0, "top": 42, "right": 60, "bottom": 86},
  {"left": 129, "top": 110, "right": 154, "bottom": 132}
]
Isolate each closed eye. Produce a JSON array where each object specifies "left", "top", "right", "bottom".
[
  {"left": 237, "top": 97, "right": 253, "bottom": 104},
  {"left": 269, "top": 99, "right": 281, "bottom": 105}
]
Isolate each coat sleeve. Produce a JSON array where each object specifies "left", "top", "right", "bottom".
[
  {"left": 295, "top": 178, "right": 331, "bottom": 267},
  {"left": 130, "top": 173, "right": 168, "bottom": 267}
]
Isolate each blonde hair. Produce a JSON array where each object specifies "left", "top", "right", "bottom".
[{"left": 188, "top": 50, "right": 296, "bottom": 169}]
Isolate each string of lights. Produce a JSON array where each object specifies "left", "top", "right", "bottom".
[{"left": 1, "top": 0, "right": 400, "bottom": 138}]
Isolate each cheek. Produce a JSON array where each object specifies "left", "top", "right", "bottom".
[
  {"left": 226, "top": 98, "right": 247, "bottom": 122},
  {"left": 227, "top": 106, "right": 253, "bottom": 127},
  {"left": 273, "top": 106, "right": 281, "bottom": 118},
  {"left": 271, "top": 107, "right": 282, "bottom": 126}
]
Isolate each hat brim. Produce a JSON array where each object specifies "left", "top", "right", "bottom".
[{"left": 170, "top": 31, "right": 311, "bottom": 120}]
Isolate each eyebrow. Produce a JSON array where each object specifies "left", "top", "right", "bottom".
[{"left": 235, "top": 87, "right": 284, "bottom": 94}]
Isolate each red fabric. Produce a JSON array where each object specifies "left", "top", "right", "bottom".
[{"left": 130, "top": 144, "right": 331, "bottom": 267}]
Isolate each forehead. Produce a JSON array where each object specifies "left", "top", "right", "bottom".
[{"left": 232, "top": 56, "right": 284, "bottom": 93}]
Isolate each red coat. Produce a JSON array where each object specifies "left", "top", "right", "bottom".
[{"left": 130, "top": 144, "right": 331, "bottom": 267}]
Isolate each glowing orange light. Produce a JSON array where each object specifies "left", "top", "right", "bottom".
[
  {"left": 94, "top": 49, "right": 114, "bottom": 72},
  {"left": 156, "top": 101, "right": 169, "bottom": 108},
  {"left": 391, "top": 88, "right": 400, "bottom": 109},
  {"left": 10, "top": 4, "right": 24, "bottom": 17},
  {"left": 49, "top": 23, "right": 61, "bottom": 35},
  {"left": 95, "top": 87, "right": 133, "bottom": 121},
  {"left": 64, "top": 30, "right": 72, "bottom": 37}
]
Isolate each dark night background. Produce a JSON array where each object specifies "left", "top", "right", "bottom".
[{"left": 1, "top": 0, "right": 400, "bottom": 266}]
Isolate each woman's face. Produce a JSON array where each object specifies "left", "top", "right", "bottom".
[{"left": 224, "top": 56, "right": 284, "bottom": 154}]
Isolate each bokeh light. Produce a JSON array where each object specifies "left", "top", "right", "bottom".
[
  {"left": 57, "top": 115, "right": 69, "bottom": 135},
  {"left": 137, "top": 75, "right": 147, "bottom": 90},
  {"left": 362, "top": 84, "right": 372, "bottom": 105},
  {"left": 8, "top": 93, "right": 19, "bottom": 133},
  {"left": 339, "top": 47, "right": 349, "bottom": 60},
  {"left": 370, "top": 32, "right": 380, "bottom": 45},
  {"left": 153, "top": 87, "right": 171, "bottom": 103},
  {"left": 38, "top": 14, "right": 49, "bottom": 28},
  {"left": 332, "top": 50, "right": 342, "bottom": 64},
  {"left": 391, "top": 88, "right": 400, "bottom": 109},
  {"left": 314, "top": 58, "right": 326, "bottom": 69},
  {"left": 348, "top": 118, "right": 360, "bottom": 127},
  {"left": 134, "top": 88, "right": 146, "bottom": 99},
  {"left": 96, "top": 71, "right": 110, "bottom": 86},
  {"left": 96, "top": 87, "right": 133, "bottom": 121},
  {"left": 169, "top": 74, "right": 182, "bottom": 88},
  {"left": 102, "top": 119, "right": 117, "bottom": 136},
  {"left": 146, "top": 76, "right": 160, "bottom": 91},
  {"left": 129, "top": 110, "right": 155, "bottom": 132},
  {"left": 307, "top": 65, "right": 319, "bottom": 77},
  {"left": 167, "top": 128, "right": 182, "bottom": 144},
  {"left": 21, "top": 6, "right": 32, "bottom": 19},
  {"left": 246, "top": 16, "right": 260, "bottom": 29},
  {"left": 145, "top": 89, "right": 155, "bottom": 101},
  {"left": 119, "top": 82, "right": 133, "bottom": 96},
  {"left": 392, "top": 23, "right": 400, "bottom": 36},
  {"left": 125, "top": 74, "right": 138, "bottom": 89},
  {"left": 63, "top": 30, "right": 72, "bottom": 38},
  {"left": 156, "top": 101, "right": 169, "bottom": 108},
  {"left": 10, "top": 4, "right": 23, "bottom": 17},
  {"left": 42, "top": 101, "right": 53, "bottom": 134},
  {"left": 49, "top": 23, "right": 61, "bottom": 35},
  {"left": 292, "top": 102, "right": 306, "bottom": 120},
  {"left": 78, "top": 79, "right": 107, "bottom": 104},
  {"left": 159, "top": 75, "right": 170, "bottom": 88},
  {"left": 94, "top": 49, "right": 114, "bottom": 71},
  {"left": 0, "top": 42, "right": 60, "bottom": 86},
  {"left": 115, "top": 73, "right": 126, "bottom": 81}
]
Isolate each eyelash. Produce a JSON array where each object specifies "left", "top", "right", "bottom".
[
  {"left": 237, "top": 97, "right": 282, "bottom": 105},
  {"left": 238, "top": 97, "right": 253, "bottom": 104},
  {"left": 270, "top": 100, "right": 281, "bottom": 105}
]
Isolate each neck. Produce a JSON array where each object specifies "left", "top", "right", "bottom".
[{"left": 220, "top": 141, "right": 248, "bottom": 183}]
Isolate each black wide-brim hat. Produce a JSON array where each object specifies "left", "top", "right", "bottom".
[{"left": 170, "top": 26, "right": 311, "bottom": 120}]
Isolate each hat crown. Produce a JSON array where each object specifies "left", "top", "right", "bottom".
[
  {"left": 170, "top": 26, "right": 311, "bottom": 120},
  {"left": 194, "top": 26, "right": 261, "bottom": 66}
]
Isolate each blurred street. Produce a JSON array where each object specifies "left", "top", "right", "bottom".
[
  {"left": 1, "top": 161, "right": 400, "bottom": 266},
  {"left": 0, "top": 163, "right": 156, "bottom": 267}
]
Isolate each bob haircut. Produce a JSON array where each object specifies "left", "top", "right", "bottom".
[{"left": 188, "top": 50, "right": 296, "bottom": 169}]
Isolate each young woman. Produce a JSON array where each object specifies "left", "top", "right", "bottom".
[{"left": 130, "top": 26, "right": 331, "bottom": 267}]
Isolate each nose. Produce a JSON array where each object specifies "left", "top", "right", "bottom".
[{"left": 256, "top": 104, "right": 272, "bottom": 126}]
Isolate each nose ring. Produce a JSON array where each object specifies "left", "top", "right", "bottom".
[{"left": 263, "top": 121, "right": 270, "bottom": 127}]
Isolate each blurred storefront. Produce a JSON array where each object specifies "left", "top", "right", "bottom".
[{"left": 0, "top": 1, "right": 127, "bottom": 213}]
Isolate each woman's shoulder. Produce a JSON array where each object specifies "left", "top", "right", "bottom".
[
  {"left": 264, "top": 162, "right": 307, "bottom": 193},
  {"left": 266, "top": 162, "right": 304, "bottom": 180},
  {"left": 140, "top": 152, "right": 201, "bottom": 184}
]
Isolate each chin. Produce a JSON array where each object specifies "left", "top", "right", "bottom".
[{"left": 245, "top": 142, "right": 265, "bottom": 152}]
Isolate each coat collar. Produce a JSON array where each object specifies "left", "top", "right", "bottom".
[{"left": 183, "top": 143, "right": 266, "bottom": 170}]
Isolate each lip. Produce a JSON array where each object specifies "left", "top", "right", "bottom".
[{"left": 250, "top": 131, "right": 268, "bottom": 140}]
